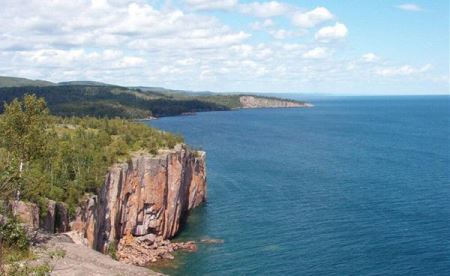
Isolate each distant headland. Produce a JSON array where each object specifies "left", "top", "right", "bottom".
[{"left": 0, "top": 76, "right": 312, "bottom": 119}]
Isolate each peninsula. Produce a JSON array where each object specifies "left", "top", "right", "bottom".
[{"left": 0, "top": 76, "right": 312, "bottom": 119}]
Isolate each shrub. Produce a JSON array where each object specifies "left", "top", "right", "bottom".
[
  {"left": 7, "top": 261, "right": 51, "bottom": 276},
  {"left": 106, "top": 240, "right": 118, "bottom": 260},
  {"left": 0, "top": 218, "right": 29, "bottom": 251}
]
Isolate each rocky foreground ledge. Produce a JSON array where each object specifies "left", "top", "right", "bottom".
[{"left": 71, "top": 144, "right": 207, "bottom": 265}]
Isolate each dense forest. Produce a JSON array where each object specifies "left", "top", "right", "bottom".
[
  {"left": 0, "top": 94, "right": 183, "bottom": 215},
  {"left": 0, "top": 85, "right": 231, "bottom": 118}
]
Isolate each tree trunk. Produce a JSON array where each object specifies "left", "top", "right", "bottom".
[
  {"left": 19, "top": 160, "right": 23, "bottom": 177},
  {"left": 13, "top": 160, "right": 24, "bottom": 216}
]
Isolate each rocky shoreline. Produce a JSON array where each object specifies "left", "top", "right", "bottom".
[
  {"left": 136, "top": 95, "right": 313, "bottom": 120},
  {"left": 117, "top": 233, "right": 197, "bottom": 266}
]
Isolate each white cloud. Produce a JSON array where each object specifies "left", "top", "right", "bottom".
[
  {"left": 230, "top": 44, "right": 254, "bottom": 57},
  {"left": 116, "top": 56, "right": 145, "bottom": 68},
  {"left": 0, "top": 0, "right": 251, "bottom": 52},
  {"left": 292, "top": 7, "right": 334, "bottom": 28},
  {"left": 184, "top": 0, "right": 238, "bottom": 11},
  {"left": 239, "top": 1, "right": 289, "bottom": 18},
  {"left": 268, "top": 29, "right": 293, "bottom": 40},
  {"left": 177, "top": 57, "right": 197, "bottom": 66},
  {"left": 128, "top": 31, "right": 250, "bottom": 50},
  {"left": 90, "top": 0, "right": 109, "bottom": 10},
  {"left": 315, "top": 22, "right": 348, "bottom": 42},
  {"left": 250, "top": 19, "right": 275, "bottom": 30},
  {"left": 395, "top": 3, "right": 423, "bottom": 12},
  {"left": 375, "top": 64, "right": 432, "bottom": 77},
  {"left": 302, "top": 47, "right": 328, "bottom": 59},
  {"left": 361, "top": 53, "right": 380, "bottom": 63},
  {"left": 159, "top": 65, "right": 183, "bottom": 75},
  {"left": 0, "top": 0, "right": 444, "bottom": 94}
]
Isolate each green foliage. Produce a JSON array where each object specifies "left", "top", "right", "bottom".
[
  {"left": 0, "top": 85, "right": 230, "bottom": 118},
  {"left": 188, "top": 94, "right": 242, "bottom": 109},
  {"left": 0, "top": 150, "right": 20, "bottom": 201},
  {"left": 0, "top": 95, "right": 183, "bottom": 216},
  {"left": 7, "top": 261, "right": 52, "bottom": 276},
  {"left": 0, "top": 94, "right": 51, "bottom": 163},
  {"left": 0, "top": 218, "right": 30, "bottom": 251},
  {"left": 0, "top": 94, "right": 52, "bottom": 204},
  {"left": 106, "top": 240, "right": 118, "bottom": 260},
  {"left": 0, "top": 221, "right": 50, "bottom": 275}
]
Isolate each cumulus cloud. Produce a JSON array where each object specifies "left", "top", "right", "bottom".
[
  {"left": 116, "top": 56, "right": 146, "bottom": 68},
  {"left": 0, "top": 0, "right": 441, "bottom": 93},
  {"left": 0, "top": 0, "right": 250, "bottom": 51},
  {"left": 184, "top": 0, "right": 238, "bottom": 11},
  {"left": 292, "top": 7, "right": 334, "bottom": 28},
  {"left": 302, "top": 47, "right": 328, "bottom": 59},
  {"left": 361, "top": 53, "right": 380, "bottom": 63},
  {"left": 250, "top": 19, "right": 275, "bottom": 30},
  {"left": 315, "top": 22, "right": 348, "bottom": 42},
  {"left": 239, "top": 1, "right": 289, "bottom": 18},
  {"left": 268, "top": 29, "right": 294, "bottom": 40},
  {"left": 375, "top": 64, "right": 432, "bottom": 77},
  {"left": 395, "top": 3, "right": 423, "bottom": 12}
]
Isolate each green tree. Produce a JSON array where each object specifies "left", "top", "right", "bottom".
[
  {"left": 0, "top": 150, "right": 19, "bottom": 201},
  {"left": 0, "top": 94, "right": 51, "bottom": 200}
]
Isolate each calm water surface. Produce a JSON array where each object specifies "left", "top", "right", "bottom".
[{"left": 147, "top": 96, "right": 450, "bottom": 275}]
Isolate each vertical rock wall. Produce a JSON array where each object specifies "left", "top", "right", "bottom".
[{"left": 72, "top": 144, "right": 207, "bottom": 252}]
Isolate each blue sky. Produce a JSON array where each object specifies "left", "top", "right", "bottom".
[{"left": 0, "top": 0, "right": 448, "bottom": 95}]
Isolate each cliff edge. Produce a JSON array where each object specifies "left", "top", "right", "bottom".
[{"left": 71, "top": 144, "right": 207, "bottom": 265}]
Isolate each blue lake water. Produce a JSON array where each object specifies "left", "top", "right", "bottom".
[{"left": 147, "top": 96, "right": 450, "bottom": 275}]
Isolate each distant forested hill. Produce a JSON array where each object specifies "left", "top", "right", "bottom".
[
  {"left": 0, "top": 76, "right": 306, "bottom": 118},
  {"left": 0, "top": 76, "right": 55, "bottom": 87},
  {"left": 0, "top": 85, "right": 230, "bottom": 118}
]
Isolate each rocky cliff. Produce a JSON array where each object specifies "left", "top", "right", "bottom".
[
  {"left": 239, "top": 95, "right": 313, "bottom": 108},
  {"left": 71, "top": 144, "right": 207, "bottom": 263}
]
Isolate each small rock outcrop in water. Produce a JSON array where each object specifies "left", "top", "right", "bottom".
[
  {"left": 71, "top": 144, "right": 207, "bottom": 265},
  {"left": 117, "top": 233, "right": 197, "bottom": 265},
  {"left": 239, "top": 95, "right": 313, "bottom": 108}
]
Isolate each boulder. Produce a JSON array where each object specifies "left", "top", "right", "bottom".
[
  {"left": 116, "top": 233, "right": 197, "bottom": 266},
  {"left": 10, "top": 201, "right": 39, "bottom": 230}
]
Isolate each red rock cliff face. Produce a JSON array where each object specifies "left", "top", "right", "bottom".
[{"left": 72, "top": 144, "right": 206, "bottom": 252}]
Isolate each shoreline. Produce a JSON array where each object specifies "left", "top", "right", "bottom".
[{"left": 136, "top": 102, "right": 314, "bottom": 121}]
